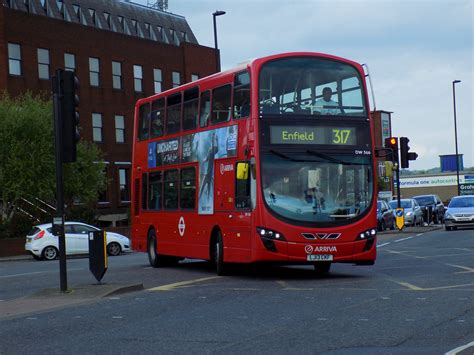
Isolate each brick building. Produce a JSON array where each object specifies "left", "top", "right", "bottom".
[{"left": 1, "top": 0, "right": 217, "bottom": 225}]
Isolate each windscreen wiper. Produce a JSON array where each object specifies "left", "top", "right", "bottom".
[
  {"left": 269, "top": 149, "right": 303, "bottom": 162},
  {"left": 306, "top": 150, "right": 365, "bottom": 166}
]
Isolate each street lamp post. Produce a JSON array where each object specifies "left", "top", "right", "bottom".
[
  {"left": 452, "top": 79, "right": 461, "bottom": 196},
  {"left": 212, "top": 10, "right": 226, "bottom": 72}
]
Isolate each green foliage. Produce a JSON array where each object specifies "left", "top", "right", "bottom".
[
  {"left": 0, "top": 92, "right": 106, "bottom": 227},
  {"left": 0, "top": 214, "right": 35, "bottom": 239}
]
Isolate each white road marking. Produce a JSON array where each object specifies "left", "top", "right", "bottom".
[
  {"left": 394, "top": 236, "right": 414, "bottom": 243},
  {"left": 445, "top": 341, "right": 474, "bottom": 355},
  {"left": 26, "top": 317, "right": 38, "bottom": 320},
  {"left": 112, "top": 316, "right": 123, "bottom": 319},
  {"left": 377, "top": 242, "right": 391, "bottom": 248},
  {"left": 381, "top": 297, "right": 390, "bottom": 300},
  {"left": 0, "top": 268, "right": 84, "bottom": 279},
  {"left": 109, "top": 297, "right": 120, "bottom": 300},
  {"left": 416, "top": 233, "right": 423, "bottom": 236},
  {"left": 358, "top": 318, "right": 369, "bottom": 321},
  {"left": 417, "top": 297, "right": 427, "bottom": 300}
]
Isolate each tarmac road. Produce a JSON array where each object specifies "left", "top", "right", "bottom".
[{"left": 0, "top": 225, "right": 473, "bottom": 354}]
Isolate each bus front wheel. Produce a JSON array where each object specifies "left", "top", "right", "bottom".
[{"left": 213, "top": 232, "right": 227, "bottom": 276}]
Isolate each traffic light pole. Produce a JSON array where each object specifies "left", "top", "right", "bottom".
[
  {"left": 52, "top": 70, "right": 68, "bottom": 293},
  {"left": 395, "top": 163, "right": 401, "bottom": 209}
]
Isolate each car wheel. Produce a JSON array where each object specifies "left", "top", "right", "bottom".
[
  {"left": 107, "top": 242, "right": 121, "bottom": 256},
  {"left": 381, "top": 220, "right": 386, "bottom": 231},
  {"left": 445, "top": 226, "right": 452, "bottom": 231},
  {"left": 42, "top": 246, "right": 58, "bottom": 261},
  {"left": 213, "top": 231, "right": 227, "bottom": 276},
  {"left": 433, "top": 213, "right": 439, "bottom": 224},
  {"left": 314, "top": 262, "right": 331, "bottom": 274},
  {"left": 390, "top": 220, "right": 395, "bottom": 230}
]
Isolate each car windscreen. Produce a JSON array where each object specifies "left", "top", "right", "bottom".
[
  {"left": 414, "top": 196, "right": 434, "bottom": 206},
  {"left": 449, "top": 197, "right": 474, "bottom": 208},
  {"left": 389, "top": 200, "right": 411, "bottom": 209}
]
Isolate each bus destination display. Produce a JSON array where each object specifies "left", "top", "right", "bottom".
[{"left": 270, "top": 126, "right": 357, "bottom": 145}]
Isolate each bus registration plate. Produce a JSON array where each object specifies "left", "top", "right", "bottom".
[{"left": 307, "top": 254, "right": 333, "bottom": 261}]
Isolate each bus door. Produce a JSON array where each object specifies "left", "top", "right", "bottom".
[{"left": 214, "top": 159, "right": 253, "bottom": 257}]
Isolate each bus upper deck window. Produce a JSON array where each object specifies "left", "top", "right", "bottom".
[
  {"left": 150, "top": 98, "right": 165, "bottom": 138},
  {"left": 183, "top": 87, "right": 199, "bottom": 131},
  {"left": 211, "top": 84, "right": 231, "bottom": 124},
  {"left": 166, "top": 93, "right": 182, "bottom": 134},
  {"left": 233, "top": 71, "right": 251, "bottom": 119},
  {"left": 138, "top": 103, "right": 150, "bottom": 140},
  {"left": 199, "top": 91, "right": 211, "bottom": 128}
]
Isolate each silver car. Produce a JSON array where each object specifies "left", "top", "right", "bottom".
[
  {"left": 388, "top": 199, "right": 423, "bottom": 226},
  {"left": 444, "top": 195, "right": 474, "bottom": 231}
]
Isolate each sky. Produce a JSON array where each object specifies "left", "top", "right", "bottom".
[{"left": 137, "top": 0, "right": 472, "bottom": 170}]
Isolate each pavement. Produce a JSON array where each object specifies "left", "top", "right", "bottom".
[{"left": 0, "top": 282, "right": 144, "bottom": 320}]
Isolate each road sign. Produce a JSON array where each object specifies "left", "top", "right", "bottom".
[
  {"left": 395, "top": 208, "right": 405, "bottom": 230},
  {"left": 89, "top": 230, "right": 108, "bottom": 283}
]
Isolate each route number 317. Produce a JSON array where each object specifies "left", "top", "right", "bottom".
[{"left": 332, "top": 129, "right": 351, "bottom": 144}]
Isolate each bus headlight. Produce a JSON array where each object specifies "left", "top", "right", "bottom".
[
  {"left": 356, "top": 228, "right": 377, "bottom": 241},
  {"left": 257, "top": 227, "right": 286, "bottom": 253},
  {"left": 256, "top": 227, "right": 286, "bottom": 241}
]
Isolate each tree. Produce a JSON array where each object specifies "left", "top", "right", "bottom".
[{"left": 0, "top": 93, "right": 105, "bottom": 224}]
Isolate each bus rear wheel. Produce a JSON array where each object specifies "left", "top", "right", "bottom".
[
  {"left": 314, "top": 262, "right": 331, "bottom": 274},
  {"left": 147, "top": 229, "right": 166, "bottom": 268}
]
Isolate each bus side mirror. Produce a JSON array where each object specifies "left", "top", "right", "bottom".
[{"left": 236, "top": 162, "right": 249, "bottom": 180}]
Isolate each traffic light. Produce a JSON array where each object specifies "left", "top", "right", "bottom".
[
  {"left": 400, "top": 137, "right": 418, "bottom": 169},
  {"left": 384, "top": 137, "right": 398, "bottom": 163},
  {"left": 60, "top": 70, "right": 80, "bottom": 163}
]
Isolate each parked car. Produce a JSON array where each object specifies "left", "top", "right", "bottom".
[
  {"left": 25, "top": 222, "right": 131, "bottom": 260},
  {"left": 413, "top": 194, "right": 445, "bottom": 224},
  {"left": 444, "top": 195, "right": 474, "bottom": 231},
  {"left": 377, "top": 200, "right": 395, "bottom": 231},
  {"left": 388, "top": 199, "right": 423, "bottom": 226}
]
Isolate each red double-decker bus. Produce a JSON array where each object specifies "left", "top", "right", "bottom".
[{"left": 131, "top": 52, "right": 377, "bottom": 275}]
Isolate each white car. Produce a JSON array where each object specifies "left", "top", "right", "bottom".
[{"left": 25, "top": 222, "right": 131, "bottom": 261}]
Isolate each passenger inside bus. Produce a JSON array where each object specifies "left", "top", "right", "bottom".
[{"left": 313, "top": 87, "right": 341, "bottom": 115}]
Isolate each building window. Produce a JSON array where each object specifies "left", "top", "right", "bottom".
[
  {"left": 182, "top": 31, "right": 188, "bottom": 42},
  {"left": 92, "top": 113, "right": 103, "bottom": 142},
  {"left": 145, "top": 23, "right": 151, "bottom": 38},
  {"left": 56, "top": 0, "right": 64, "bottom": 16},
  {"left": 153, "top": 68, "right": 162, "bottom": 93},
  {"left": 112, "top": 61, "right": 122, "bottom": 89},
  {"left": 133, "top": 65, "right": 143, "bottom": 92},
  {"left": 117, "top": 15, "right": 124, "bottom": 32},
  {"left": 98, "top": 167, "right": 109, "bottom": 203},
  {"left": 170, "top": 29, "right": 179, "bottom": 45},
  {"left": 103, "top": 12, "right": 111, "bottom": 28},
  {"left": 119, "top": 168, "right": 130, "bottom": 202},
  {"left": 89, "top": 9, "right": 101, "bottom": 28},
  {"left": 8, "top": 43, "right": 21, "bottom": 76},
  {"left": 89, "top": 57, "right": 100, "bottom": 86},
  {"left": 191, "top": 74, "right": 199, "bottom": 82},
  {"left": 172, "top": 71, "right": 181, "bottom": 88},
  {"left": 64, "top": 53, "right": 76, "bottom": 72},
  {"left": 37, "top": 48, "right": 50, "bottom": 80},
  {"left": 115, "top": 115, "right": 125, "bottom": 143}
]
